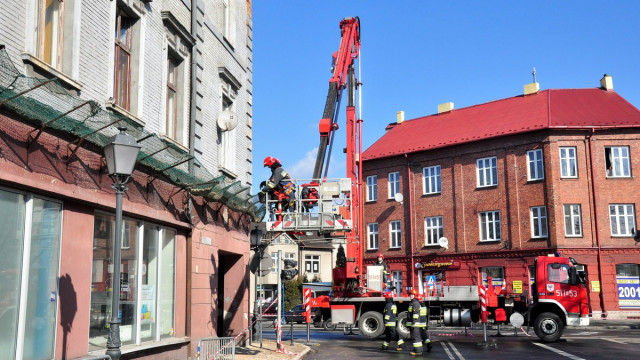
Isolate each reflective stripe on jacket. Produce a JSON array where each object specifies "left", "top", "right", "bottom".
[
  {"left": 414, "top": 303, "right": 428, "bottom": 328},
  {"left": 384, "top": 303, "right": 397, "bottom": 326}
]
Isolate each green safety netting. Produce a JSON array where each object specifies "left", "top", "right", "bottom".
[{"left": 0, "top": 46, "right": 264, "bottom": 221}]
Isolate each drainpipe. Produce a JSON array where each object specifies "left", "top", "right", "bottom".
[
  {"left": 587, "top": 129, "right": 607, "bottom": 318},
  {"left": 405, "top": 154, "right": 415, "bottom": 290}
]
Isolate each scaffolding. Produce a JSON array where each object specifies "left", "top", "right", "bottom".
[{"left": 0, "top": 45, "right": 264, "bottom": 221}]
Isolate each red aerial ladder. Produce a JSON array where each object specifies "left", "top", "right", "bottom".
[{"left": 311, "top": 17, "right": 364, "bottom": 295}]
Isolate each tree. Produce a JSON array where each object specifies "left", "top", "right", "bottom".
[
  {"left": 336, "top": 244, "right": 346, "bottom": 268},
  {"left": 284, "top": 275, "right": 303, "bottom": 311}
]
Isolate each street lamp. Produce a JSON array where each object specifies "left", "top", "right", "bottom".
[{"left": 103, "top": 126, "right": 141, "bottom": 360}]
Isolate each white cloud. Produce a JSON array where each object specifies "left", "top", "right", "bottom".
[{"left": 289, "top": 148, "right": 318, "bottom": 179}]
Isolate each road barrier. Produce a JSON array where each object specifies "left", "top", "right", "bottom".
[{"left": 197, "top": 336, "right": 235, "bottom": 360}]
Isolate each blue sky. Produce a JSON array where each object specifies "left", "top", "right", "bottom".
[{"left": 251, "top": 1, "right": 640, "bottom": 192}]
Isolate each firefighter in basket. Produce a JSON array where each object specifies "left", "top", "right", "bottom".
[
  {"left": 260, "top": 156, "right": 296, "bottom": 212},
  {"left": 375, "top": 253, "right": 392, "bottom": 290},
  {"left": 380, "top": 290, "right": 405, "bottom": 351}
]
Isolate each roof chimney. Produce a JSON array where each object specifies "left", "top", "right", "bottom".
[
  {"left": 524, "top": 82, "right": 540, "bottom": 96},
  {"left": 600, "top": 74, "right": 613, "bottom": 91},
  {"left": 396, "top": 110, "right": 404, "bottom": 124},
  {"left": 437, "top": 102, "right": 454, "bottom": 114}
]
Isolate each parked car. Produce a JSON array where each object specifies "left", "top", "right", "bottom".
[{"left": 285, "top": 304, "right": 319, "bottom": 324}]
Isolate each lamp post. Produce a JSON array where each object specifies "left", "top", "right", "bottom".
[{"left": 103, "top": 126, "right": 141, "bottom": 360}]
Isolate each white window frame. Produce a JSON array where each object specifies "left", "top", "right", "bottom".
[
  {"left": 218, "top": 96, "right": 237, "bottom": 174},
  {"left": 424, "top": 216, "right": 443, "bottom": 246},
  {"left": 367, "top": 223, "right": 379, "bottom": 250},
  {"left": 389, "top": 220, "right": 402, "bottom": 248},
  {"left": 563, "top": 204, "right": 583, "bottom": 237},
  {"left": 423, "top": 165, "right": 442, "bottom": 194},
  {"left": 527, "top": 149, "right": 544, "bottom": 181},
  {"left": 479, "top": 210, "right": 501, "bottom": 242},
  {"left": 305, "top": 254, "right": 320, "bottom": 274},
  {"left": 609, "top": 204, "right": 636, "bottom": 236},
  {"left": 530, "top": 206, "right": 548, "bottom": 238},
  {"left": 559, "top": 147, "right": 578, "bottom": 178},
  {"left": 388, "top": 172, "right": 400, "bottom": 199},
  {"left": 270, "top": 252, "right": 278, "bottom": 273},
  {"left": 605, "top": 146, "right": 631, "bottom": 178},
  {"left": 366, "top": 175, "right": 378, "bottom": 202},
  {"left": 476, "top": 157, "right": 498, "bottom": 187}
]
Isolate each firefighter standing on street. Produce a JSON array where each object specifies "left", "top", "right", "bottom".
[
  {"left": 380, "top": 291, "right": 405, "bottom": 351},
  {"left": 408, "top": 289, "right": 427, "bottom": 356},
  {"left": 419, "top": 292, "right": 433, "bottom": 352},
  {"left": 261, "top": 156, "right": 296, "bottom": 210}
]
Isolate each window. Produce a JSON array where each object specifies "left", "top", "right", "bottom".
[
  {"left": 305, "top": 255, "right": 320, "bottom": 274},
  {"left": 479, "top": 211, "right": 501, "bottom": 241},
  {"left": 114, "top": 8, "right": 134, "bottom": 110},
  {"left": 366, "top": 175, "right": 378, "bottom": 201},
  {"left": 165, "top": 55, "right": 183, "bottom": 143},
  {"left": 605, "top": 146, "right": 631, "bottom": 177},
  {"left": 423, "top": 166, "right": 441, "bottom": 194},
  {"left": 388, "top": 172, "right": 400, "bottom": 198},
  {"left": 36, "top": 0, "right": 64, "bottom": 69},
  {"left": 481, "top": 266, "right": 504, "bottom": 287},
  {"left": 559, "top": 147, "right": 578, "bottom": 178},
  {"left": 285, "top": 252, "right": 295, "bottom": 261},
  {"left": 367, "top": 223, "right": 379, "bottom": 250},
  {"left": 609, "top": 204, "right": 636, "bottom": 236},
  {"left": 563, "top": 204, "right": 582, "bottom": 237},
  {"left": 390, "top": 220, "right": 402, "bottom": 248},
  {"left": 270, "top": 252, "right": 277, "bottom": 273},
  {"left": 424, "top": 216, "right": 443, "bottom": 246},
  {"left": 392, "top": 271, "right": 403, "bottom": 296},
  {"left": 90, "top": 215, "right": 177, "bottom": 350},
  {"left": 530, "top": 206, "right": 548, "bottom": 238},
  {"left": 218, "top": 96, "right": 237, "bottom": 173},
  {"left": 527, "top": 149, "right": 544, "bottom": 181},
  {"left": 548, "top": 263, "right": 570, "bottom": 284},
  {"left": 0, "top": 189, "right": 62, "bottom": 359},
  {"left": 477, "top": 157, "right": 497, "bottom": 187},
  {"left": 616, "top": 264, "right": 640, "bottom": 309}
]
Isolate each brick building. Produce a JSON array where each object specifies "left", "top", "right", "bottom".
[
  {"left": 362, "top": 77, "right": 640, "bottom": 319},
  {"left": 0, "top": 0, "right": 257, "bottom": 359}
]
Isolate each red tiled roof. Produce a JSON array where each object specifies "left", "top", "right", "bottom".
[{"left": 363, "top": 89, "right": 640, "bottom": 160}]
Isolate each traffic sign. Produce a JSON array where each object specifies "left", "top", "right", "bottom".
[{"left": 426, "top": 275, "right": 436, "bottom": 287}]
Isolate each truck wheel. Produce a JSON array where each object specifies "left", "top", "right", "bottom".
[
  {"left": 358, "top": 311, "right": 385, "bottom": 338},
  {"left": 323, "top": 318, "right": 337, "bottom": 331},
  {"left": 533, "top": 312, "right": 564, "bottom": 342},
  {"left": 396, "top": 312, "right": 410, "bottom": 339}
]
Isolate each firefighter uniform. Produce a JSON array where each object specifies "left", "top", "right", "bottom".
[
  {"left": 380, "top": 296, "right": 405, "bottom": 351},
  {"left": 262, "top": 157, "right": 296, "bottom": 210},
  {"left": 409, "top": 297, "right": 424, "bottom": 355},
  {"left": 419, "top": 299, "right": 432, "bottom": 352}
]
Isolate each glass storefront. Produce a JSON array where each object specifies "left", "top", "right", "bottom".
[{"left": 89, "top": 213, "right": 176, "bottom": 351}]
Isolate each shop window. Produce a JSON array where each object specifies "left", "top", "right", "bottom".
[
  {"left": 616, "top": 264, "right": 640, "bottom": 309},
  {"left": 89, "top": 213, "right": 176, "bottom": 350},
  {"left": 481, "top": 266, "right": 504, "bottom": 287},
  {"left": 0, "top": 189, "right": 62, "bottom": 359}
]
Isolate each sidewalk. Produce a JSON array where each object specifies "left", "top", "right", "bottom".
[{"left": 235, "top": 339, "right": 310, "bottom": 360}]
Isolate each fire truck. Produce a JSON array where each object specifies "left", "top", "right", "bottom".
[{"left": 260, "top": 16, "right": 590, "bottom": 343}]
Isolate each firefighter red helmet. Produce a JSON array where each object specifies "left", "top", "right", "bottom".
[
  {"left": 377, "top": 253, "right": 384, "bottom": 259},
  {"left": 383, "top": 291, "right": 394, "bottom": 299},
  {"left": 409, "top": 289, "right": 418, "bottom": 297},
  {"left": 263, "top": 156, "right": 281, "bottom": 168}
]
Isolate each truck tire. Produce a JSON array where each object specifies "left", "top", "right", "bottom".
[
  {"left": 358, "top": 311, "right": 385, "bottom": 338},
  {"left": 396, "top": 311, "right": 410, "bottom": 339},
  {"left": 323, "top": 318, "right": 337, "bottom": 331},
  {"left": 533, "top": 312, "right": 564, "bottom": 342}
]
